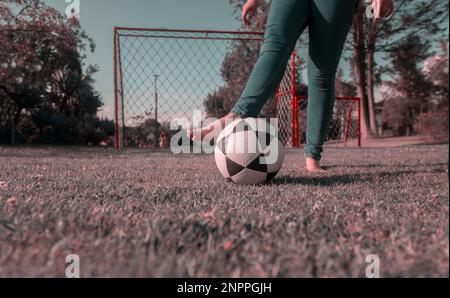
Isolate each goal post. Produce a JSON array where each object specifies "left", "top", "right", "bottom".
[{"left": 113, "top": 27, "right": 361, "bottom": 150}]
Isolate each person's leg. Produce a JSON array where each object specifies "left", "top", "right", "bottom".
[
  {"left": 305, "top": 0, "right": 356, "bottom": 169},
  {"left": 190, "top": 0, "right": 309, "bottom": 141},
  {"left": 231, "top": 0, "right": 310, "bottom": 118}
]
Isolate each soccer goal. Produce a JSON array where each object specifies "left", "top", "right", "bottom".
[
  {"left": 275, "top": 53, "right": 361, "bottom": 148},
  {"left": 113, "top": 27, "right": 361, "bottom": 149}
]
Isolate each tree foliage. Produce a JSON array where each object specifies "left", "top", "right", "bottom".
[
  {"left": 380, "top": 36, "right": 448, "bottom": 136},
  {"left": 204, "top": 0, "right": 305, "bottom": 119},
  {"left": 350, "top": 0, "right": 449, "bottom": 138},
  {"left": 0, "top": 0, "right": 113, "bottom": 145}
]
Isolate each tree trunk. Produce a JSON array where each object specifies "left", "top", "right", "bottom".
[
  {"left": 366, "top": 48, "right": 379, "bottom": 137},
  {"left": 11, "top": 118, "right": 15, "bottom": 145},
  {"left": 352, "top": 6, "right": 374, "bottom": 141},
  {"left": 12, "top": 106, "right": 22, "bottom": 145}
]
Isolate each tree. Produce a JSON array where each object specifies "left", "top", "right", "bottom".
[
  {"left": 204, "top": 1, "right": 269, "bottom": 118},
  {"left": 0, "top": 0, "right": 111, "bottom": 145},
  {"left": 417, "top": 40, "right": 449, "bottom": 136},
  {"left": 335, "top": 69, "right": 356, "bottom": 97},
  {"left": 380, "top": 35, "right": 433, "bottom": 136},
  {"left": 422, "top": 41, "right": 449, "bottom": 108},
  {"left": 204, "top": 38, "right": 262, "bottom": 116},
  {"left": 205, "top": 0, "right": 307, "bottom": 119},
  {"left": 1, "top": 0, "right": 89, "bottom": 119},
  {"left": 349, "top": 0, "right": 449, "bottom": 138}
]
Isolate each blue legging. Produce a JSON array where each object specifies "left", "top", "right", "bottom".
[{"left": 231, "top": 0, "right": 356, "bottom": 161}]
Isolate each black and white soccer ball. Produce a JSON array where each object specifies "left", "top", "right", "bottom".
[{"left": 214, "top": 118, "right": 285, "bottom": 185}]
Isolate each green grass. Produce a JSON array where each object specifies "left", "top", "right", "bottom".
[{"left": 0, "top": 145, "right": 448, "bottom": 277}]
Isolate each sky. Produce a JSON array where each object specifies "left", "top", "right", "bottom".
[{"left": 43, "top": 0, "right": 244, "bottom": 119}]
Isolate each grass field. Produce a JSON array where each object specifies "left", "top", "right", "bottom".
[{"left": 0, "top": 144, "right": 448, "bottom": 277}]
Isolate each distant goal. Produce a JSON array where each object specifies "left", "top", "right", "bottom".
[{"left": 113, "top": 27, "right": 361, "bottom": 149}]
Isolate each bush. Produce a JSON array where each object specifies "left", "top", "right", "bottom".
[{"left": 416, "top": 109, "right": 449, "bottom": 137}]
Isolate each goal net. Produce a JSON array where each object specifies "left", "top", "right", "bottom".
[{"left": 114, "top": 27, "right": 361, "bottom": 149}]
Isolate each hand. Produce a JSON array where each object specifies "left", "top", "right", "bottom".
[
  {"left": 372, "top": 0, "right": 394, "bottom": 21},
  {"left": 242, "top": 0, "right": 259, "bottom": 27}
]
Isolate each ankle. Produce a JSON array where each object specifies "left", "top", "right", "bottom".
[
  {"left": 306, "top": 157, "right": 326, "bottom": 172},
  {"left": 306, "top": 157, "right": 320, "bottom": 165}
]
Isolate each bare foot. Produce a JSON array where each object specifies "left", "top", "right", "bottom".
[
  {"left": 306, "top": 157, "right": 327, "bottom": 173},
  {"left": 187, "top": 113, "right": 237, "bottom": 142}
]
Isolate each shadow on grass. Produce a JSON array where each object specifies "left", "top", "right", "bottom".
[{"left": 271, "top": 169, "right": 447, "bottom": 186}]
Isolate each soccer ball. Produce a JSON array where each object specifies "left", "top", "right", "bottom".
[{"left": 214, "top": 118, "right": 285, "bottom": 185}]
